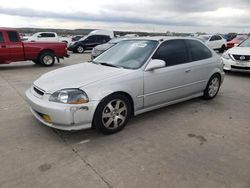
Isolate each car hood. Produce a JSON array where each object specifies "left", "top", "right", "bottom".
[
  {"left": 227, "top": 39, "right": 241, "bottom": 44},
  {"left": 227, "top": 47, "right": 250, "bottom": 55},
  {"left": 34, "top": 63, "right": 130, "bottom": 93}
]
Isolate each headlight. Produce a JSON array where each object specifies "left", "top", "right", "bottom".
[
  {"left": 222, "top": 52, "right": 231, "bottom": 60},
  {"left": 49, "top": 89, "right": 89, "bottom": 104}
]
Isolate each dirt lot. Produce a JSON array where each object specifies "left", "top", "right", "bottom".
[{"left": 0, "top": 52, "right": 250, "bottom": 188}]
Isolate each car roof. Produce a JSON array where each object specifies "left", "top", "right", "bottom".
[
  {"left": 124, "top": 36, "right": 202, "bottom": 42},
  {"left": 0, "top": 27, "right": 17, "bottom": 31}
]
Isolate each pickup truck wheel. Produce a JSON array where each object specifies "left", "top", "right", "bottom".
[
  {"left": 76, "top": 46, "right": 84, "bottom": 53},
  {"left": 39, "top": 52, "right": 55, "bottom": 66}
]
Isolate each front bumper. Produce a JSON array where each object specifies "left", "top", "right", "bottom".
[
  {"left": 25, "top": 88, "right": 99, "bottom": 131},
  {"left": 67, "top": 46, "right": 75, "bottom": 51},
  {"left": 222, "top": 58, "right": 250, "bottom": 73}
]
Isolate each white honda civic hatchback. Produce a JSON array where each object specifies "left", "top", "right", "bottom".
[
  {"left": 26, "top": 37, "right": 224, "bottom": 134},
  {"left": 222, "top": 38, "right": 250, "bottom": 72}
]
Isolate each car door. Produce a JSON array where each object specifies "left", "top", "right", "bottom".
[
  {"left": 143, "top": 39, "right": 192, "bottom": 108},
  {"left": 7, "top": 31, "right": 24, "bottom": 61},
  {"left": 182, "top": 39, "right": 214, "bottom": 95},
  {"left": 216, "top": 35, "right": 224, "bottom": 48},
  {"left": 0, "top": 31, "right": 11, "bottom": 64},
  {"left": 84, "top": 35, "right": 97, "bottom": 49},
  {"left": 208, "top": 35, "right": 217, "bottom": 49}
]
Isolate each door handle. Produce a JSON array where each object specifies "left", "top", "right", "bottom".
[
  {"left": 185, "top": 69, "right": 191, "bottom": 73},
  {"left": 1, "top": 45, "right": 6, "bottom": 48}
]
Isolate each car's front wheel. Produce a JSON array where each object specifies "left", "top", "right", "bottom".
[
  {"left": 76, "top": 45, "right": 84, "bottom": 53},
  {"left": 93, "top": 94, "right": 131, "bottom": 134},
  {"left": 203, "top": 74, "right": 221, "bottom": 99}
]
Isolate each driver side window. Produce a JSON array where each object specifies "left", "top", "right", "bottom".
[{"left": 152, "top": 39, "right": 190, "bottom": 67}]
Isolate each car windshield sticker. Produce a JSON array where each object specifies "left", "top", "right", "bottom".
[{"left": 133, "top": 43, "right": 147, "bottom": 48}]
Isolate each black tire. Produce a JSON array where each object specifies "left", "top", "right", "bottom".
[
  {"left": 39, "top": 52, "right": 55, "bottom": 67},
  {"left": 203, "top": 74, "right": 221, "bottom": 100},
  {"left": 93, "top": 94, "right": 131, "bottom": 134},
  {"left": 219, "top": 45, "right": 226, "bottom": 53},
  {"left": 76, "top": 45, "right": 84, "bottom": 53}
]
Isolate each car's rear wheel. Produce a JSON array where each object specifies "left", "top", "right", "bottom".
[
  {"left": 219, "top": 45, "right": 226, "bottom": 53},
  {"left": 93, "top": 94, "right": 131, "bottom": 134},
  {"left": 203, "top": 74, "right": 221, "bottom": 100},
  {"left": 39, "top": 52, "right": 55, "bottom": 67},
  {"left": 76, "top": 45, "right": 84, "bottom": 53}
]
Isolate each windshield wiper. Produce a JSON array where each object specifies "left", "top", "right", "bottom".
[{"left": 99, "top": 62, "right": 121, "bottom": 68}]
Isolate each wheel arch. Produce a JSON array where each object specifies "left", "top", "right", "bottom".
[
  {"left": 37, "top": 49, "right": 55, "bottom": 59},
  {"left": 94, "top": 91, "right": 135, "bottom": 119}
]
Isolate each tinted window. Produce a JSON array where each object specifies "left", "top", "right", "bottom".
[
  {"left": 7, "top": 31, "right": 19, "bottom": 42},
  {"left": 186, "top": 40, "right": 212, "bottom": 61},
  {"left": 0, "top": 32, "right": 4, "bottom": 43},
  {"left": 87, "top": 35, "right": 96, "bottom": 42},
  {"left": 152, "top": 39, "right": 190, "bottom": 66},
  {"left": 210, "top": 36, "right": 216, "bottom": 41},
  {"left": 40, "top": 33, "right": 55, "bottom": 38},
  {"left": 215, "top": 35, "right": 222, "bottom": 40}
]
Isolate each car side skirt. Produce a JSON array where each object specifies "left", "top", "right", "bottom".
[{"left": 135, "top": 92, "right": 203, "bottom": 116}]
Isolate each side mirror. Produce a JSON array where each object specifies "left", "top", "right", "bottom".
[
  {"left": 37, "top": 35, "right": 42, "bottom": 38},
  {"left": 145, "top": 59, "right": 166, "bottom": 71}
]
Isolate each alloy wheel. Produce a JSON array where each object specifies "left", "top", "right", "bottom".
[{"left": 102, "top": 99, "right": 128, "bottom": 129}]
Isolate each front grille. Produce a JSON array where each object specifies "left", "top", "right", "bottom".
[
  {"left": 232, "top": 54, "right": 250, "bottom": 61},
  {"left": 33, "top": 86, "right": 45, "bottom": 96},
  {"left": 231, "top": 66, "right": 250, "bottom": 70}
]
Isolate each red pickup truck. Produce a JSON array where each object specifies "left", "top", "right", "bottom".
[{"left": 0, "top": 28, "right": 69, "bottom": 66}]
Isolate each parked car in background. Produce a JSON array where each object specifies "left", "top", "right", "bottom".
[
  {"left": 198, "top": 34, "right": 227, "bottom": 52},
  {"left": 224, "top": 33, "right": 237, "bottom": 42},
  {"left": 23, "top": 32, "right": 72, "bottom": 45},
  {"left": 226, "top": 35, "right": 248, "bottom": 49},
  {"left": 72, "top": 35, "right": 84, "bottom": 42},
  {"left": 89, "top": 30, "right": 114, "bottom": 38},
  {"left": 26, "top": 37, "right": 224, "bottom": 134},
  {"left": 0, "top": 28, "right": 69, "bottom": 66},
  {"left": 91, "top": 37, "right": 130, "bottom": 59},
  {"left": 68, "top": 35, "right": 111, "bottom": 53},
  {"left": 222, "top": 38, "right": 250, "bottom": 72}
]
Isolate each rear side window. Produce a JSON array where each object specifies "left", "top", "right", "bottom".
[
  {"left": 0, "top": 32, "right": 4, "bottom": 43},
  {"left": 87, "top": 35, "right": 96, "bottom": 42},
  {"left": 215, "top": 35, "right": 222, "bottom": 40},
  {"left": 7, "top": 31, "right": 19, "bottom": 42},
  {"left": 152, "top": 39, "right": 190, "bottom": 66},
  {"left": 96, "top": 35, "right": 110, "bottom": 42},
  {"left": 186, "top": 40, "right": 212, "bottom": 61},
  {"left": 40, "top": 33, "right": 56, "bottom": 38}
]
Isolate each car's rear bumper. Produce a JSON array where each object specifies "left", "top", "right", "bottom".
[{"left": 25, "top": 88, "right": 99, "bottom": 131}]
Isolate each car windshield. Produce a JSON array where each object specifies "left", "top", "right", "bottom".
[
  {"left": 239, "top": 39, "right": 250, "bottom": 47},
  {"left": 198, "top": 35, "right": 210, "bottom": 42},
  {"left": 93, "top": 40, "right": 158, "bottom": 69}
]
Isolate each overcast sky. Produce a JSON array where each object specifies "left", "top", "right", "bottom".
[{"left": 0, "top": 0, "right": 250, "bottom": 33}]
